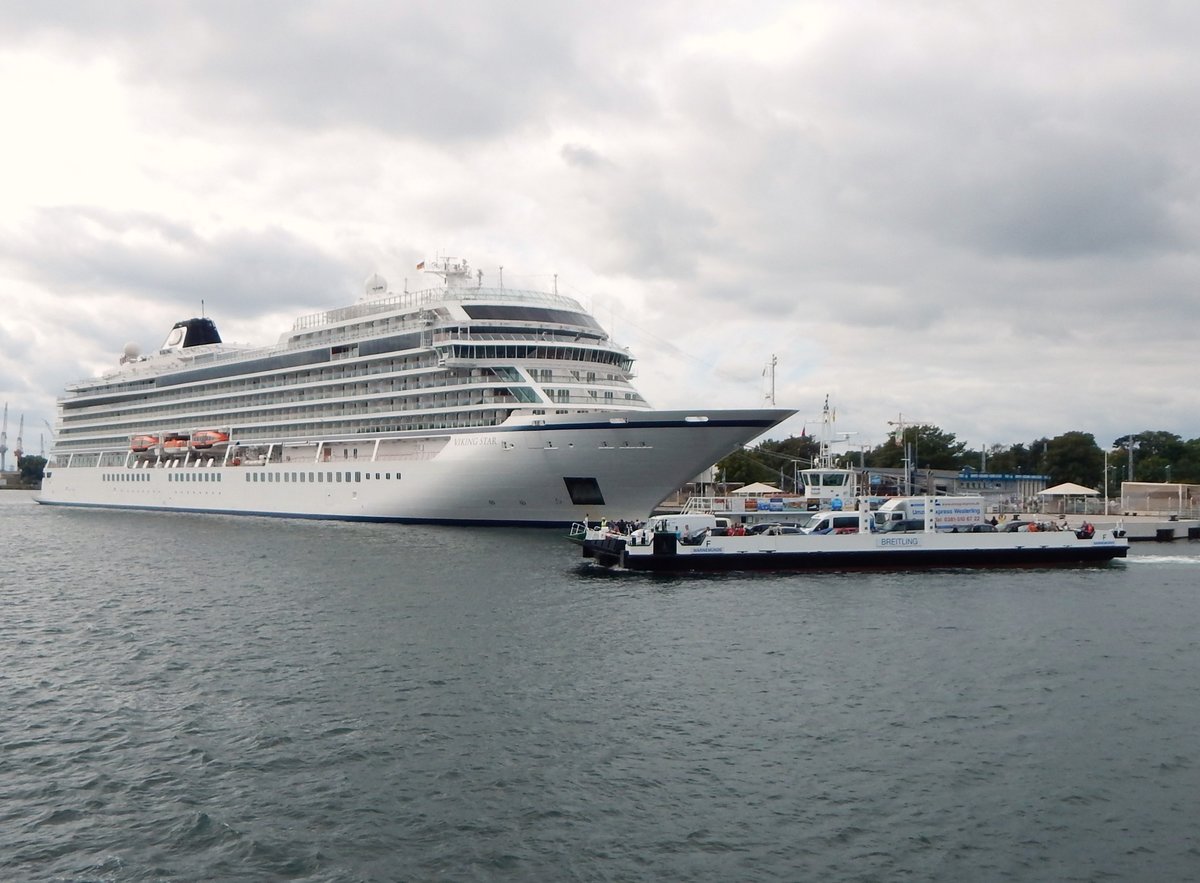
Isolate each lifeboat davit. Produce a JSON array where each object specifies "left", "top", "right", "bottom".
[
  {"left": 130, "top": 434, "right": 158, "bottom": 452},
  {"left": 190, "top": 429, "right": 230, "bottom": 449}
]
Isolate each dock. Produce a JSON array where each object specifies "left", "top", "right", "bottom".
[{"left": 1061, "top": 515, "right": 1200, "bottom": 542}]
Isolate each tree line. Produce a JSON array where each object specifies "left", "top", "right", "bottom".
[
  {"left": 719, "top": 427, "right": 1200, "bottom": 492},
  {"left": 12, "top": 455, "right": 46, "bottom": 488}
]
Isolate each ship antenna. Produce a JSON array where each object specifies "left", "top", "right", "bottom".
[
  {"left": 554, "top": 273, "right": 558, "bottom": 295},
  {"left": 762, "top": 354, "right": 777, "bottom": 406},
  {"left": 0, "top": 402, "right": 8, "bottom": 472},
  {"left": 499, "top": 266, "right": 503, "bottom": 289}
]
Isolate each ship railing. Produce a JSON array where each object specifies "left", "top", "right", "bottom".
[
  {"left": 68, "top": 325, "right": 636, "bottom": 404},
  {"left": 65, "top": 317, "right": 438, "bottom": 391},
  {"left": 56, "top": 372, "right": 530, "bottom": 421},
  {"left": 57, "top": 384, "right": 646, "bottom": 440},
  {"left": 430, "top": 329, "right": 621, "bottom": 346},
  {"left": 58, "top": 403, "right": 519, "bottom": 446},
  {"left": 292, "top": 287, "right": 584, "bottom": 331},
  {"left": 677, "top": 494, "right": 815, "bottom": 515}
]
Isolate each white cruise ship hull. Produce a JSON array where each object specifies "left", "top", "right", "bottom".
[{"left": 39, "top": 409, "right": 791, "bottom": 526}]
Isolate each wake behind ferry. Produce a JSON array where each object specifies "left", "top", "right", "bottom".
[{"left": 40, "top": 257, "right": 793, "bottom": 525}]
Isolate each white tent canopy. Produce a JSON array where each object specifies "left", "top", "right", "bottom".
[
  {"left": 1037, "top": 482, "right": 1099, "bottom": 496},
  {"left": 732, "top": 481, "right": 784, "bottom": 495}
]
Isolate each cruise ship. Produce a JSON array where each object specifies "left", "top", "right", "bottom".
[{"left": 39, "top": 257, "right": 794, "bottom": 525}]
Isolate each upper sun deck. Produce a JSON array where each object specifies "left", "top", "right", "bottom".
[
  {"left": 293, "top": 256, "right": 589, "bottom": 332},
  {"left": 290, "top": 285, "right": 587, "bottom": 333},
  {"left": 64, "top": 257, "right": 603, "bottom": 396}
]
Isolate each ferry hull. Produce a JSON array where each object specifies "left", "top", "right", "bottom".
[
  {"left": 583, "top": 529, "right": 1129, "bottom": 572},
  {"left": 38, "top": 409, "right": 792, "bottom": 526}
]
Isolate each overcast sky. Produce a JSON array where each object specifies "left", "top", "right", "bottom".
[{"left": 2, "top": 1, "right": 1198, "bottom": 461}]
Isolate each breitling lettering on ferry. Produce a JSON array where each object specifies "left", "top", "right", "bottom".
[{"left": 38, "top": 256, "right": 794, "bottom": 525}]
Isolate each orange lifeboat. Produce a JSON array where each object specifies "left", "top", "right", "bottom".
[
  {"left": 161, "top": 434, "right": 189, "bottom": 455},
  {"left": 130, "top": 434, "right": 158, "bottom": 452},
  {"left": 191, "top": 429, "right": 231, "bottom": 449}
]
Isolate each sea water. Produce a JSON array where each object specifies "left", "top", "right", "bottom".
[{"left": 3, "top": 490, "right": 1199, "bottom": 881}]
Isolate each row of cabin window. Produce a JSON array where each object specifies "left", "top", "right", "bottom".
[
  {"left": 103, "top": 472, "right": 225, "bottom": 482},
  {"left": 244, "top": 471, "right": 399, "bottom": 483}
]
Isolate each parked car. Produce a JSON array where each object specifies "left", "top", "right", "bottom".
[{"left": 747, "top": 522, "right": 804, "bottom": 535}]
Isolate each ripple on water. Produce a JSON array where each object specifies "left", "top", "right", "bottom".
[{"left": 2, "top": 500, "right": 1200, "bottom": 879}]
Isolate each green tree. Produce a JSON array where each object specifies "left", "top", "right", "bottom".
[
  {"left": 757, "top": 434, "right": 821, "bottom": 468},
  {"left": 869, "top": 424, "right": 969, "bottom": 471},
  {"left": 716, "top": 449, "right": 778, "bottom": 486},
  {"left": 985, "top": 442, "right": 1043, "bottom": 474},
  {"left": 1172, "top": 438, "right": 1200, "bottom": 484},
  {"left": 723, "top": 421, "right": 1200, "bottom": 495},
  {"left": 717, "top": 432, "right": 825, "bottom": 491},
  {"left": 1042, "top": 432, "right": 1103, "bottom": 487},
  {"left": 1113, "top": 431, "right": 1185, "bottom": 482},
  {"left": 868, "top": 436, "right": 906, "bottom": 469},
  {"left": 18, "top": 454, "right": 46, "bottom": 487},
  {"left": 981, "top": 443, "right": 1021, "bottom": 473}
]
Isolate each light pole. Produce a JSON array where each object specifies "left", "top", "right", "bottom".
[{"left": 1104, "top": 449, "right": 1109, "bottom": 515}]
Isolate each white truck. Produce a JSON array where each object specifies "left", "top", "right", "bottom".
[{"left": 872, "top": 495, "right": 986, "bottom": 530}]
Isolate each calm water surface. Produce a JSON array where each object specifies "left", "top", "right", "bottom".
[{"left": 3, "top": 490, "right": 1200, "bottom": 881}]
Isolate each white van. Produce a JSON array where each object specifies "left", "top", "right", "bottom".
[{"left": 799, "top": 511, "right": 867, "bottom": 535}]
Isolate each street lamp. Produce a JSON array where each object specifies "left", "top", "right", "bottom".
[{"left": 1104, "top": 449, "right": 1109, "bottom": 515}]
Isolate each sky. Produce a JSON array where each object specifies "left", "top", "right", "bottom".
[{"left": 2, "top": 0, "right": 1199, "bottom": 461}]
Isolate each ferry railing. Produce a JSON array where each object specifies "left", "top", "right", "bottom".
[{"left": 674, "top": 494, "right": 816, "bottom": 515}]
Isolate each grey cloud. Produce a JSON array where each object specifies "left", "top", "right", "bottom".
[
  {"left": 597, "top": 186, "right": 718, "bottom": 280},
  {"left": 5, "top": 1, "right": 1200, "bottom": 446},
  {"left": 918, "top": 131, "right": 1178, "bottom": 260},
  {"left": 560, "top": 144, "right": 612, "bottom": 170},
  {"left": 1, "top": 206, "right": 351, "bottom": 322},
  {"left": 0, "top": 1, "right": 648, "bottom": 141}
]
